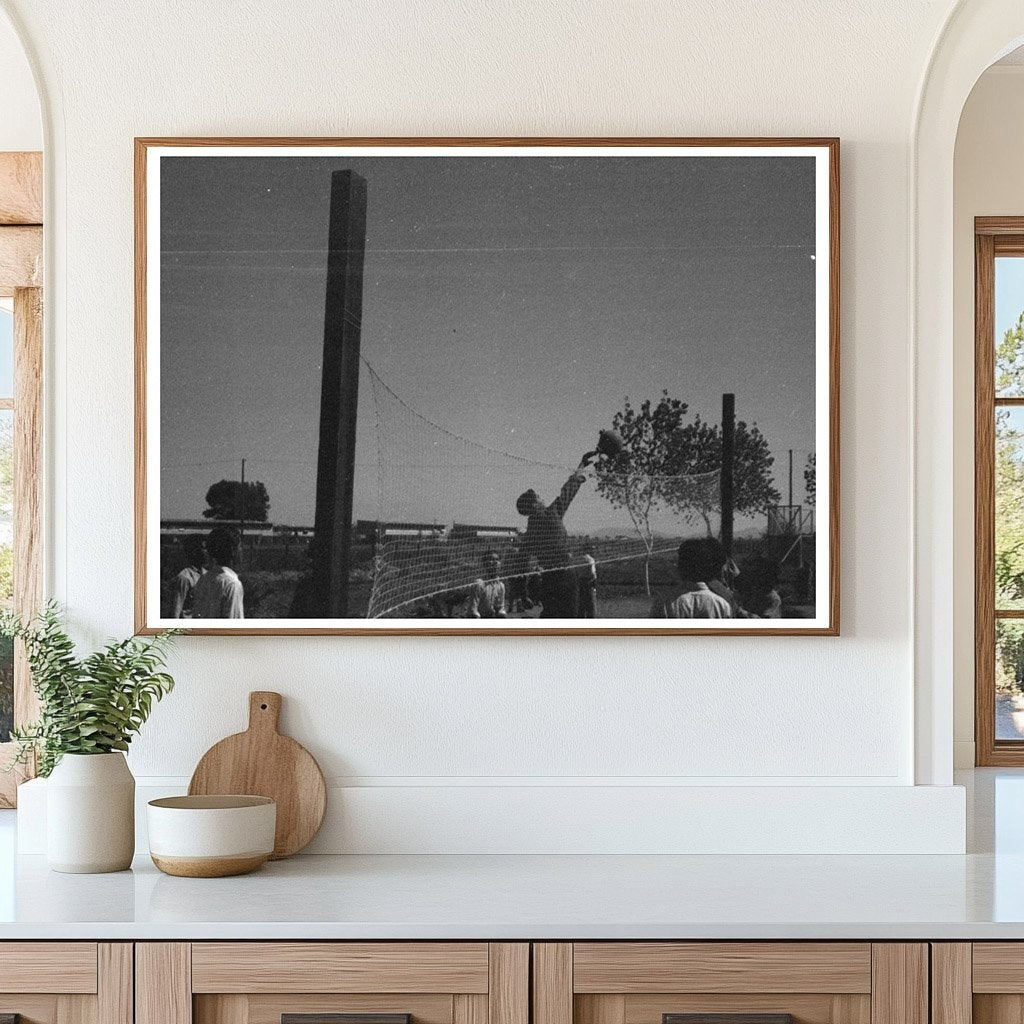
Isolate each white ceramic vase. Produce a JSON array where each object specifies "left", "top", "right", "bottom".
[{"left": 46, "top": 752, "right": 135, "bottom": 873}]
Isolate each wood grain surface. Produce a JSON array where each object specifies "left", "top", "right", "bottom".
[
  {"left": 869, "top": 945, "right": 927, "bottom": 1024},
  {"left": 488, "top": 944, "right": 529, "bottom": 1024},
  {"left": 573, "top": 943, "right": 871, "bottom": 994},
  {"left": 930, "top": 944, "right": 971, "bottom": 1024},
  {"left": 972, "top": 943, "right": 1024, "bottom": 992},
  {"left": 0, "top": 942, "right": 97, "bottom": 994},
  {"left": 534, "top": 944, "right": 573, "bottom": 1024},
  {"left": 624, "top": 995, "right": 867, "bottom": 1024},
  {"left": 98, "top": 944, "right": 133, "bottom": 1024},
  {"left": 0, "top": 153, "right": 41, "bottom": 225},
  {"left": 191, "top": 942, "right": 489, "bottom": 994},
  {"left": 0, "top": 225, "right": 41, "bottom": 295},
  {"left": 188, "top": 691, "right": 326, "bottom": 858},
  {"left": 136, "top": 943, "right": 191, "bottom": 1024}
]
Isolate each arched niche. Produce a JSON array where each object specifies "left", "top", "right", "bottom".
[{"left": 914, "top": 2, "right": 1024, "bottom": 784}]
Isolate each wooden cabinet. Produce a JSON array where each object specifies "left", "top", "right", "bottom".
[
  {"left": 532, "top": 944, "right": 928, "bottom": 1024},
  {"left": 136, "top": 944, "right": 528, "bottom": 1024},
  {"left": 0, "top": 938, "right": 953, "bottom": 1024},
  {"left": 0, "top": 942, "right": 132, "bottom": 1024}
]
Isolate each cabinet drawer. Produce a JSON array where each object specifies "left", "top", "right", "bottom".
[
  {"left": 0, "top": 942, "right": 98, "bottom": 994},
  {"left": 139, "top": 942, "right": 528, "bottom": 1024},
  {"left": 191, "top": 943, "right": 491, "bottom": 994},
  {"left": 572, "top": 944, "right": 872, "bottom": 994},
  {"left": 534, "top": 944, "right": 925, "bottom": 1024}
]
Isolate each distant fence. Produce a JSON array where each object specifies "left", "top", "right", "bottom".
[{"left": 767, "top": 504, "right": 814, "bottom": 536}]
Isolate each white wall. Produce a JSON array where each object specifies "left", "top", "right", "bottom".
[
  {"left": 1, "top": 0, "right": 971, "bottom": 852},
  {"left": 0, "top": 11, "right": 39, "bottom": 151},
  {"left": 952, "top": 66, "right": 1024, "bottom": 767}
]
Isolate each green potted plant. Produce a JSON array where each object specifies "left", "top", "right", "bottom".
[{"left": 2, "top": 603, "right": 178, "bottom": 873}]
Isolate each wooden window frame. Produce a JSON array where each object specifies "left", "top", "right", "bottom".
[{"left": 0, "top": 151, "right": 43, "bottom": 806}]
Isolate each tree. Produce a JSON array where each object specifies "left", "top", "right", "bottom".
[
  {"left": 998, "top": 310, "right": 1024, "bottom": 396},
  {"left": 804, "top": 453, "right": 816, "bottom": 505},
  {"left": 203, "top": 479, "right": 270, "bottom": 522},
  {"left": 659, "top": 416, "right": 780, "bottom": 536},
  {"left": 593, "top": 393, "right": 690, "bottom": 594},
  {"left": 993, "top": 312, "right": 1024, "bottom": 690},
  {"left": 593, "top": 392, "right": 780, "bottom": 589},
  {"left": 995, "top": 313, "right": 1024, "bottom": 609},
  {"left": 0, "top": 415, "right": 12, "bottom": 602}
]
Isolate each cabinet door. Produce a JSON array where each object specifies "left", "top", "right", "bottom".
[
  {"left": 137, "top": 943, "right": 528, "bottom": 1024},
  {"left": 0, "top": 943, "right": 131, "bottom": 1024},
  {"left": 534, "top": 944, "right": 928, "bottom": 1024},
  {"left": 940, "top": 943, "right": 1024, "bottom": 1024}
]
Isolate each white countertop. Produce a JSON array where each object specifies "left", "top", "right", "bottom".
[
  {"left": 1, "top": 769, "right": 1021, "bottom": 941},
  {"left": 0, "top": 849, "right": 1021, "bottom": 940}
]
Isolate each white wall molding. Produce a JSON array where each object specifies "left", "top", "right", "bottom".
[
  {"left": 18, "top": 778, "right": 967, "bottom": 856},
  {"left": 955, "top": 740, "right": 976, "bottom": 770}
]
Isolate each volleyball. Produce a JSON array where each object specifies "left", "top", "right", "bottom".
[{"left": 596, "top": 429, "right": 626, "bottom": 459}]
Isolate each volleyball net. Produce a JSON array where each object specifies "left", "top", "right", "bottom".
[{"left": 363, "top": 361, "right": 720, "bottom": 618}]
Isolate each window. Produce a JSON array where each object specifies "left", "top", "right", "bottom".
[
  {"left": 0, "top": 150, "right": 43, "bottom": 806},
  {"left": 975, "top": 219, "right": 1024, "bottom": 764},
  {"left": 0, "top": 303, "right": 11, "bottom": 746}
]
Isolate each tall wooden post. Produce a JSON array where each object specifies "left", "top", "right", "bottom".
[
  {"left": 312, "top": 170, "right": 368, "bottom": 618},
  {"left": 720, "top": 392, "right": 735, "bottom": 555},
  {"left": 238, "top": 457, "right": 246, "bottom": 564}
]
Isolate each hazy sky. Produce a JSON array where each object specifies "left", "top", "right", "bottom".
[
  {"left": 998, "top": 257, "right": 1024, "bottom": 342},
  {"left": 0, "top": 309, "right": 13, "bottom": 397},
  {"left": 160, "top": 153, "right": 817, "bottom": 532}
]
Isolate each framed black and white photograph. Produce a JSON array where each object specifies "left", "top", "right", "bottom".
[{"left": 135, "top": 137, "right": 839, "bottom": 635}]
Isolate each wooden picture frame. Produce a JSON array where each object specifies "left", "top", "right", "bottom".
[{"left": 135, "top": 137, "right": 839, "bottom": 636}]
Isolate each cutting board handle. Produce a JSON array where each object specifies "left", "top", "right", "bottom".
[{"left": 248, "top": 691, "right": 282, "bottom": 734}]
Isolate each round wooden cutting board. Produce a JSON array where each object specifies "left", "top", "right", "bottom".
[{"left": 188, "top": 691, "right": 327, "bottom": 859}]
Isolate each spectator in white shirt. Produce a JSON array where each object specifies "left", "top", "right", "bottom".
[
  {"left": 468, "top": 551, "right": 507, "bottom": 618},
  {"left": 651, "top": 537, "right": 732, "bottom": 619},
  {"left": 171, "top": 535, "right": 206, "bottom": 618},
  {"left": 192, "top": 527, "right": 245, "bottom": 619},
  {"left": 578, "top": 552, "right": 598, "bottom": 618}
]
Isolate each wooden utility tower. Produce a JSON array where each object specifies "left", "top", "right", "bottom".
[
  {"left": 720, "top": 392, "right": 735, "bottom": 555},
  {"left": 311, "top": 170, "right": 368, "bottom": 617}
]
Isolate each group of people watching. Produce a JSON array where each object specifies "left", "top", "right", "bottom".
[
  {"left": 467, "top": 548, "right": 598, "bottom": 619},
  {"left": 169, "top": 527, "right": 245, "bottom": 619},
  {"left": 466, "top": 536, "right": 781, "bottom": 620},
  {"left": 650, "top": 537, "right": 782, "bottom": 619}
]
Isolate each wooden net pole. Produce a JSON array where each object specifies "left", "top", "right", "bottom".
[
  {"left": 720, "top": 392, "right": 735, "bottom": 555},
  {"left": 311, "top": 170, "right": 368, "bottom": 618}
]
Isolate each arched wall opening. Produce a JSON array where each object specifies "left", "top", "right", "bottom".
[
  {"left": 952, "top": 48, "right": 1024, "bottom": 768},
  {"left": 914, "top": 1, "right": 1024, "bottom": 784}
]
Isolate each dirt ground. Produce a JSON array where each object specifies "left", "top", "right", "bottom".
[{"left": 997, "top": 692, "right": 1024, "bottom": 740}]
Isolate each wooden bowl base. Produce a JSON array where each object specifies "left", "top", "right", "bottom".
[{"left": 151, "top": 853, "right": 268, "bottom": 878}]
